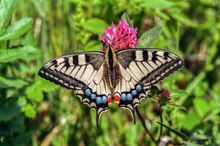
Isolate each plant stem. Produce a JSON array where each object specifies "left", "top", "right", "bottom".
[
  {"left": 135, "top": 107, "right": 157, "bottom": 144},
  {"left": 157, "top": 105, "right": 163, "bottom": 144}
]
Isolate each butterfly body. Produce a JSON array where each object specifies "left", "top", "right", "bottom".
[{"left": 39, "top": 47, "right": 183, "bottom": 125}]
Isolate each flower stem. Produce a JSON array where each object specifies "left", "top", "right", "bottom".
[
  {"left": 157, "top": 105, "right": 163, "bottom": 144},
  {"left": 135, "top": 107, "right": 157, "bottom": 144}
]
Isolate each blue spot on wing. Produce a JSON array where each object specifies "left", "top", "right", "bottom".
[
  {"left": 96, "top": 96, "right": 102, "bottom": 105},
  {"left": 127, "top": 93, "right": 133, "bottom": 101},
  {"left": 131, "top": 90, "right": 137, "bottom": 96},
  {"left": 102, "top": 96, "right": 107, "bottom": 103},
  {"left": 91, "top": 93, "right": 96, "bottom": 100},
  {"left": 121, "top": 93, "right": 126, "bottom": 101},
  {"left": 136, "top": 84, "right": 142, "bottom": 92},
  {"left": 85, "top": 88, "right": 92, "bottom": 96}
]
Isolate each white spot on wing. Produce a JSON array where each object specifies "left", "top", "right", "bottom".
[
  {"left": 56, "top": 58, "right": 65, "bottom": 64},
  {"left": 135, "top": 51, "right": 143, "bottom": 61},
  {"left": 156, "top": 51, "right": 165, "bottom": 56},
  {"left": 78, "top": 55, "right": 86, "bottom": 65},
  {"left": 148, "top": 51, "right": 153, "bottom": 60},
  {"left": 69, "top": 57, "right": 73, "bottom": 66}
]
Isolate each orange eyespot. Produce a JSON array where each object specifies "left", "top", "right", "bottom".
[
  {"left": 114, "top": 93, "right": 120, "bottom": 104},
  {"left": 108, "top": 95, "right": 112, "bottom": 104}
]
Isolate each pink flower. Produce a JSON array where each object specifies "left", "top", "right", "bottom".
[
  {"left": 101, "top": 19, "right": 139, "bottom": 51},
  {"left": 157, "top": 89, "right": 171, "bottom": 100},
  {"left": 157, "top": 89, "right": 171, "bottom": 105}
]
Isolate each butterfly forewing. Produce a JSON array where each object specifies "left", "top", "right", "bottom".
[
  {"left": 38, "top": 52, "right": 111, "bottom": 125},
  {"left": 116, "top": 48, "right": 183, "bottom": 122}
]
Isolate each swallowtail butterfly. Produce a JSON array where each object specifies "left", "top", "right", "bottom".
[{"left": 38, "top": 47, "right": 183, "bottom": 125}]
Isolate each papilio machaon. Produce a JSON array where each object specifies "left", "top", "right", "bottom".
[{"left": 38, "top": 47, "right": 183, "bottom": 125}]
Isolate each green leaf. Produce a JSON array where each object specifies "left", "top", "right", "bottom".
[
  {"left": 21, "top": 103, "right": 36, "bottom": 118},
  {"left": 25, "top": 83, "right": 43, "bottom": 102},
  {"left": 0, "top": 0, "right": 20, "bottom": 31},
  {"left": 121, "top": 12, "right": 133, "bottom": 27},
  {"left": 181, "top": 109, "right": 201, "bottom": 131},
  {"left": 17, "top": 96, "right": 27, "bottom": 107},
  {"left": 193, "top": 98, "right": 210, "bottom": 118},
  {"left": 136, "top": 25, "right": 163, "bottom": 48},
  {"left": 0, "top": 18, "right": 33, "bottom": 41},
  {"left": 84, "top": 18, "right": 108, "bottom": 34},
  {"left": 0, "top": 75, "right": 28, "bottom": 89},
  {"left": 157, "top": 121, "right": 189, "bottom": 140},
  {"left": 0, "top": 46, "right": 37, "bottom": 63},
  {"left": 25, "top": 78, "right": 58, "bottom": 102}
]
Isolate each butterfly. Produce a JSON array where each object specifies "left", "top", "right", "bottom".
[{"left": 38, "top": 47, "right": 183, "bottom": 126}]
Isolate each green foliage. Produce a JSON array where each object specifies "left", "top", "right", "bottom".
[
  {"left": 0, "top": 0, "right": 220, "bottom": 145},
  {"left": 0, "top": 46, "right": 37, "bottom": 63},
  {"left": 137, "top": 26, "right": 163, "bottom": 48}
]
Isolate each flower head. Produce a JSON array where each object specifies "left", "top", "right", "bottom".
[
  {"left": 157, "top": 89, "right": 171, "bottom": 105},
  {"left": 157, "top": 89, "right": 171, "bottom": 100},
  {"left": 101, "top": 19, "right": 139, "bottom": 51}
]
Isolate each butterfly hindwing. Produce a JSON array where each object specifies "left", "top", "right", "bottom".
[
  {"left": 116, "top": 48, "right": 184, "bottom": 122},
  {"left": 38, "top": 52, "right": 111, "bottom": 125}
]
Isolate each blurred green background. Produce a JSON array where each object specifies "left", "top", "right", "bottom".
[{"left": 0, "top": 0, "right": 220, "bottom": 145}]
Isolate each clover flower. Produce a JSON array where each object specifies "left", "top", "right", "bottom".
[
  {"left": 157, "top": 89, "right": 171, "bottom": 100},
  {"left": 157, "top": 89, "right": 171, "bottom": 105},
  {"left": 101, "top": 19, "right": 139, "bottom": 51}
]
